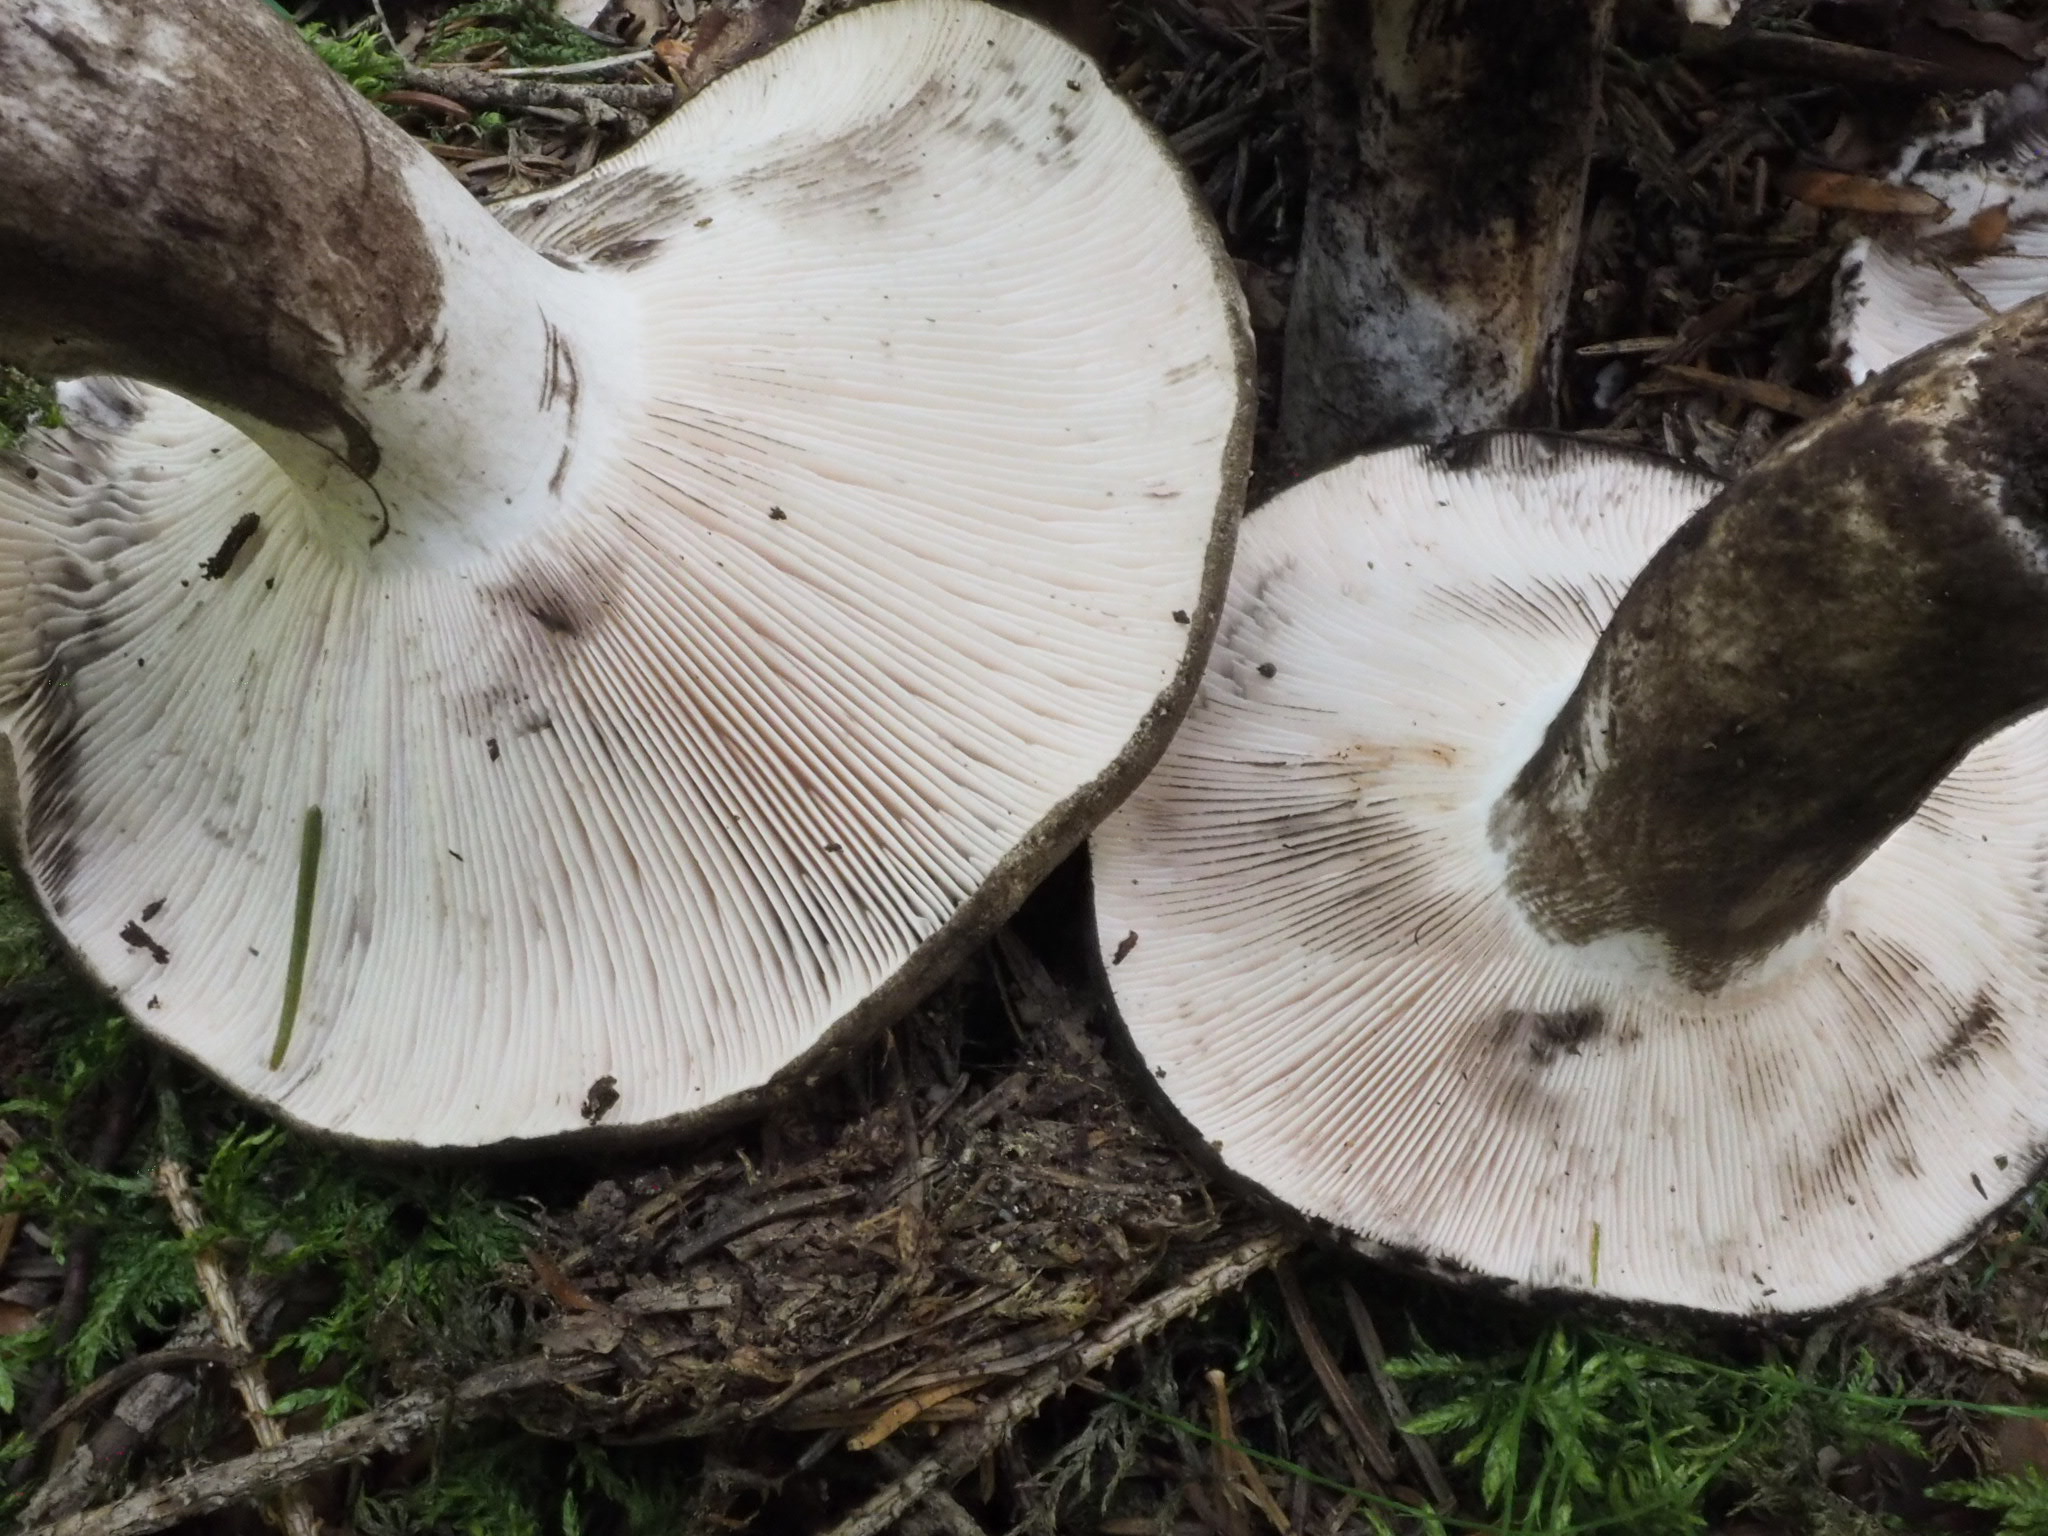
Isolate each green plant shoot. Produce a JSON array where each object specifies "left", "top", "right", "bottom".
[{"left": 271, "top": 805, "right": 323, "bottom": 1070}]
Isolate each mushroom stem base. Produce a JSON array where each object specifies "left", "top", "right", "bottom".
[{"left": 1492, "top": 303, "right": 2048, "bottom": 989}]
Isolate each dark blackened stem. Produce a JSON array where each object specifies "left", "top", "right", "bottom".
[
  {"left": 0, "top": 0, "right": 459, "bottom": 476},
  {"left": 1491, "top": 299, "right": 2048, "bottom": 989},
  {"left": 0, "top": 0, "right": 617, "bottom": 561},
  {"left": 1278, "top": 0, "right": 1614, "bottom": 470}
]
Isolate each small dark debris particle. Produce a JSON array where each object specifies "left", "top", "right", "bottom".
[
  {"left": 695, "top": 216, "right": 714, "bottom": 228},
  {"left": 1112, "top": 930, "right": 1138, "bottom": 964},
  {"left": 249, "top": 947, "right": 259, "bottom": 957},
  {"left": 822, "top": 842, "right": 843, "bottom": 854},
  {"left": 199, "top": 513, "right": 260, "bottom": 580},
  {"left": 1153, "top": 1066, "right": 1165, "bottom": 1079},
  {"left": 525, "top": 602, "right": 577, "bottom": 637},
  {"left": 448, "top": 849, "right": 464, "bottom": 862},
  {"left": 1171, "top": 609, "right": 1189, "bottom": 624},
  {"left": 1256, "top": 662, "right": 1276, "bottom": 678},
  {"left": 136, "top": 657, "right": 144, "bottom": 668},
  {"left": 768, "top": 506, "right": 788, "bottom": 521},
  {"left": 264, "top": 578, "right": 275, "bottom": 591},
  {"left": 1973, "top": 1172, "right": 1988, "bottom": 1197},
  {"left": 581, "top": 1075, "right": 620, "bottom": 1125},
  {"left": 487, "top": 737, "right": 501, "bottom": 762},
  {"left": 146, "top": 996, "right": 160, "bottom": 1009},
  {"left": 140, "top": 898, "right": 164, "bottom": 921},
  {"left": 1997, "top": 1154, "right": 2011, "bottom": 1169},
  {"left": 1065, "top": 78, "right": 1081, "bottom": 90},
  {"left": 120, "top": 921, "right": 169, "bottom": 965}
]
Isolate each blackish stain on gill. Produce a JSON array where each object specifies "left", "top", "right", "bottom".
[
  {"left": 1930, "top": 988, "right": 2004, "bottom": 1073},
  {"left": 1493, "top": 1006, "right": 1604, "bottom": 1067}
]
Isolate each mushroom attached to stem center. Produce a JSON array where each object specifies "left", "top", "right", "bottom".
[
  {"left": 1097, "top": 300, "right": 2048, "bottom": 1315},
  {"left": 0, "top": 0, "right": 1252, "bottom": 1149}
]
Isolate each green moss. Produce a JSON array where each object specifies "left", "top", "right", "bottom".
[
  {"left": 1932, "top": 1468, "right": 2048, "bottom": 1536},
  {"left": 0, "top": 366, "right": 60, "bottom": 455},
  {"left": 1393, "top": 1325, "right": 1924, "bottom": 1534},
  {"left": 0, "top": 1005, "right": 532, "bottom": 1520},
  {"left": 425, "top": 1, "right": 622, "bottom": 68},
  {"left": 300, "top": 21, "right": 404, "bottom": 97},
  {"left": 0, "top": 864, "right": 52, "bottom": 985}
]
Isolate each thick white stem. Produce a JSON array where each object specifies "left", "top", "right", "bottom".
[{"left": 239, "top": 164, "right": 640, "bottom": 568}]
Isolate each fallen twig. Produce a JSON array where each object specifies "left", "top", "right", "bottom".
[
  {"left": 871, "top": 1443, "right": 990, "bottom": 1536},
  {"left": 1869, "top": 1305, "right": 2048, "bottom": 1389},
  {"left": 1651, "top": 363, "right": 1826, "bottom": 419},
  {"left": 155, "top": 1159, "right": 320, "bottom": 1536},
  {"left": 821, "top": 1231, "right": 1298, "bottom": 1536},
  {"left": 1683, "top": 29, "right": 1956, "bottom": 91},
  {"left": 494, "top": 50, "right": 655, "bottom": 78},
  {"left": 1339, "top": 1282, "right": 1454, "bottom": 1512},
  {"left": 1273, "top": 1263, "right": 1396, "bottom": 1482},
  {"left": 21, "top": 1375, "right": 197, "bottom": 1527},
  {"left": 32, "top": 1345, "right": 244, "bottom": 1442},
  {"left": 396, "top": 65, "right": 672, "bottom": 131},
  {"left": 669, "top": 1184, "right": 860, "bottom": 1270},
  {"left": 21, "top": 1355, "right": 612, "bottom": 1536},
  {"left": 1207, "top": 1367, "right": 1293, "bottom": 1533}
]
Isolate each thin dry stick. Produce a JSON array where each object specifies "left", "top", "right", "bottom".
[
  {"left": 398, "top": 66, "right": 674, "bottom": 115},
  {"left": 497, "top": 50, "right": 656, "bottom": 77},
  {"left": 1207, "top": 1368, "right": 1292, "bottom": 1534},
  {"left": 153, "top": 1160, "right": 320, "bottom": 1536},
  {"left": 669, "top": 1184, "right": 860, "bottom": 1270},
  {"left": 1869, "top": 1306, "right": 2048, "bottom": 1388},
  {"left": 21, "top": 1356, "right": 611, "bottom": 1536},
  {"left": 366, "top": 0, "right": 401, "bottom": 55},
  {"left": 33, "top": 1345, "right": 245, "bottom": 1442},
  {"left": 23, "top": 1374, "right": 198, "bottom": 1528},
  {"left": 1271, "top": 1263, "right": 1396, "bottom": 1482},
  {"left": 822, "top": 1231, "right": 1299, "bottom": 1536},
  {"left": 1338, "top": 1282, "right": 1454, "bottom": 1511},
  {"left": 870, "top": 1443, "right": 990, "bottom": 1536}
]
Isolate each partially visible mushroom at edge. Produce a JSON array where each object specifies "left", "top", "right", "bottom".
[
  {"left": 1095, "top": 300, "right": 2048, "bottom": 1316},
  {"left": 1834, "top": 71, "right": 2048, "bottom": 379}
]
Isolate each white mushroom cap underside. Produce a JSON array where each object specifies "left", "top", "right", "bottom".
[
  {"left": 1835, "top": 99, "right": 2048, "bottom": 381},
  {"left": 1093, "top": 437, "right": 2048, "bottom": 1315},
  {"left": 0, "top": 0, "right": 1246, "bottom": 1147}
]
